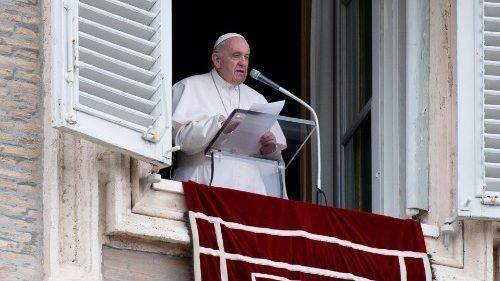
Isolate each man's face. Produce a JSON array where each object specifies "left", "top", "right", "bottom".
[{"left": 212, "top": 37, "right": 250, "bottom": 85}]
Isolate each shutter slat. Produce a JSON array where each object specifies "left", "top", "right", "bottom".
[
  {"left": 485, "top": 1, "right": 500, "bottom": 19},
  {"left": 485, "top": 134, "right": 500, "bottom": 153},
  {"left": 78, "top": 2, "right": 155, "bottom": 40},
  {"left": 485, "top": 2, "right": 500, "bottom": 8},
  {"left": 485, "top": 104, "right": 500, "bottom": 120},
  {"left": 485, "top": 31, "right": 500, "bottom": 48},
  {"left": 485, "top": 147, "right": 500, "bottom": 162},
  {"left": 78, "top": 17, "right": 156, "bottom": 54},
  {"left": 79, "top": 32, "right": 156, "bottom": 69},
  {"left": 485, "top": 119, "right": 500, "bottom": 135},
  {"left": 485, "top": 178, "right": 500, "bottom": 192},
  {"left": 79, "top": 91, "right": 155, "bottom": 127},
  {"left": 485, "top": 164, "right": 500, "bottom": 182},
  {"left": 485, "top": 46, "right": 500, "bottom": 62},
  {"left": 79, "top": 77, "right": 156, "bottom": 114},
  {"left": 485, "top": 17, "right": 500, "bottom": 33},
  {"left": 119, "top": 0, "right": 156, "bottom": 11},
  {"left": 79, "top": 62, "right": 156, "bottom": 99},
  {"left": 485, "top": 61, "right": 500, "bottom": 77},
  {"left": 484, "top": 75, "right": 500, "bottom": 91},
  {"left": 79, "top": 46, "right": 156, "bottom": 84},
  {"left": 80, "top": 0, "right": 156, "bottom": 25},
  {"left": 485, "top": 91, "right": 500, "bottom": 107}
]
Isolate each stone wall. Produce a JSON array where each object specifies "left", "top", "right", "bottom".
[
  {"left": 426, "top": 1, "right": 495, "bottom": 280},
  {"left": 0, "top": 0, "right": 43, "bottom": 280},
  {"left": 102, "top": 246, "right": 192, "bottom": 281}
]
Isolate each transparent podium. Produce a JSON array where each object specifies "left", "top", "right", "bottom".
[{"left": 205, "top": 109, "right": 316, "bottom": 198}]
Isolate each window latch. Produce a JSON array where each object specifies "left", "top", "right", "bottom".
[{"left": 164, "top": 146, "right": 180, "bottom": 154}]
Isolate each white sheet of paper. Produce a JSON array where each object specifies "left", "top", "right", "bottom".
[
  {"left": 220, "top": 101, "right": 285, "bottom": 156},
  {"left": 249, "top": 100, "right": 285, "bottom": 115}
]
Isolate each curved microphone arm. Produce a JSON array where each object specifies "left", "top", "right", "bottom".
[
  {"left": 249, "top": 69, "right": 321, "bottom": 192},
  {"left": 275, "top": 87, "right": 321, "bottom": 191}
]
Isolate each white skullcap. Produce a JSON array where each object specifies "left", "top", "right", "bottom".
[{"left": 213, "top": 33, "right": 244, "bottom": 50}]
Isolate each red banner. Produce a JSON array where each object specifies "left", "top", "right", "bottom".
[{"left": 183, "top": 181, "right": 431, "bottom": 281}]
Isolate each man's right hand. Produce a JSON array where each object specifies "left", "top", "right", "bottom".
[{"left": 223, "top": 113, "right": 245, "bottom": 134}]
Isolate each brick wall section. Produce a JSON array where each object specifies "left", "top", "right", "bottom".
[{"left": 0, "top": 0, "right": 43, "bottom": 280}]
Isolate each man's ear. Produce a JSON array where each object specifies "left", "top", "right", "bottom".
[{"left": 211, "top": 53, "right": 221, "bottom": 68}]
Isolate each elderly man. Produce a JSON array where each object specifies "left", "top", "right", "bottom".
[{"left": 171, "top": 33, "right": 286, "bottom": 195}]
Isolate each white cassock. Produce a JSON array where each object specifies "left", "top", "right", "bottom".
[{"left": 172, "top": 69, "right": 287, "bottom": 196}]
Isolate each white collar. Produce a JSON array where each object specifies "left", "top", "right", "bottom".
[{"left": 211, "top": 69, "right": 239, "bottom": 90}]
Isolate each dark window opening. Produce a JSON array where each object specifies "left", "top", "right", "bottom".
[{"left": 160, "top": 0, "right": 305, "bottom": 201}]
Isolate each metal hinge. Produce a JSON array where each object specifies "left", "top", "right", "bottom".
[
  {"left": 481, "top": 185, "right": 500, "bottom": 205},
  {"left": 63, "top": 0, "right": 70, "bottom": 10},
  {"left": 65, "top": 113, "right": 76, "bottom": 124},
  {"left": 142, "top": 126, "right": 159, "bottom": 143},
  {"left": 482, "top": 194, "right": 500, "bottom": 205},
  {"left": 440, "top": 217, "right": 457, "bottom": 249}
]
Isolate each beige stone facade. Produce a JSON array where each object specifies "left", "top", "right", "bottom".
[{"left": 0, "top": 1, "right": 43, "bottom": 280}]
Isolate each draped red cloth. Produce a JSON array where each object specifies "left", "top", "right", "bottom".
[{"left": 183, "top": 181, "right": 431, "bottom": 281}]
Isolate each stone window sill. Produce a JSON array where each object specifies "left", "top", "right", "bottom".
[{"left": 105, "top": 157, "right": 190, "bottom": 245}]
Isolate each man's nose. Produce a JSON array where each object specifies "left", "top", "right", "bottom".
[
  {"left": 238, "top": 58, "right": 248, "bottom": 67},
  {"left": 238, "top": 59, "right": 248, "bottom": 67}
]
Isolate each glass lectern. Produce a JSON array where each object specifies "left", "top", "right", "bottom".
[{"left": 205, "top": 109, "right": 316, "bottom": 198}]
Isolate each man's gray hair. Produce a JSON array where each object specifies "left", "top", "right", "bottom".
[{"left": 213, "top": 42, "right": 224, "bottom": 54}]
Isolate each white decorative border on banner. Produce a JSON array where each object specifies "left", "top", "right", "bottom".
[
  {"left": 189, "top": 211, "right": 431, "bottom": 281},
  {"left": 251, "top": 272, "right": 300, "bottom": 281}
]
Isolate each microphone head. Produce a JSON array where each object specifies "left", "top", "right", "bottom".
[{"left": 250, "top": 69, "right": 261, "bottom": 80}]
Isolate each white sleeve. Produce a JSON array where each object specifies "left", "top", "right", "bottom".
[
  {"left": 172, "top": 79, "right": 224, "bottom": 155},
  {"left": 174, "top": 115, "right": 223, "bottom": 155}
]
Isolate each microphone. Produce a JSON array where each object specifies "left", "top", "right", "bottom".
[
  {"left": 250, "top": 69, "right": 323, "bottom": 196},
  {"left": 250, "top": 69, "right": 280, "bottom": 90}
]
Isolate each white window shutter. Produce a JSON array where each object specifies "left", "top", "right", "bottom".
[
  {"left": 52, "top": 0, "right": 173, "bottom": 167},
  {"left": 457, "top": 0, "right": 500, "bottom": 219}
]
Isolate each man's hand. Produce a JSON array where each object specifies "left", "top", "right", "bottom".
[
  {"left": 260, "top": 131, "right": 277, "bottom": 155},
  {"left": 223, "top": 113, "right": 245, "bottom": 134}
]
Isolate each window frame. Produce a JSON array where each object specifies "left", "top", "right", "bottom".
[
  {"left": 371, "top": 0, "right": 408, "bottom": 217},
  {"left": 334, "top": 0, "right": 407, "bottom": 217},
  {"left": 338, "top": 0, "right": 373, "bottom": 212}
]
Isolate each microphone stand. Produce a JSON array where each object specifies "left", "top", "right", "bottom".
[
  {"left": 276, "top": 87, "right": 322, "bottom": 193},
  {"left": 250, "top": 69, "right": 324, "bottom": 204}
]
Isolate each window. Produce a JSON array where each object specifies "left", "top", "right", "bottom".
[
  {"left": 168, "top": 0, "right": 304, "bottom": 199},
  {"left": 339, "top": 0, "right": 372, "bottom": 212},
  {"left": 457, "top": 0, "right": 500, "bottom": 219},
  {"left": 52, "top": 0, "right": 173, "bottom": 166},
  {"left": 329, "top": 0, "right": 406, "bottom": 216}
]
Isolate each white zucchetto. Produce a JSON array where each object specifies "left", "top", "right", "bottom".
[{"left": 213, "top": 33, "right": 244, "bottom": 50}]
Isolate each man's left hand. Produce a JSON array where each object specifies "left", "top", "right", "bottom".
[{"left": 260, "top": 131, "right": 277, "bottom": 155}]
